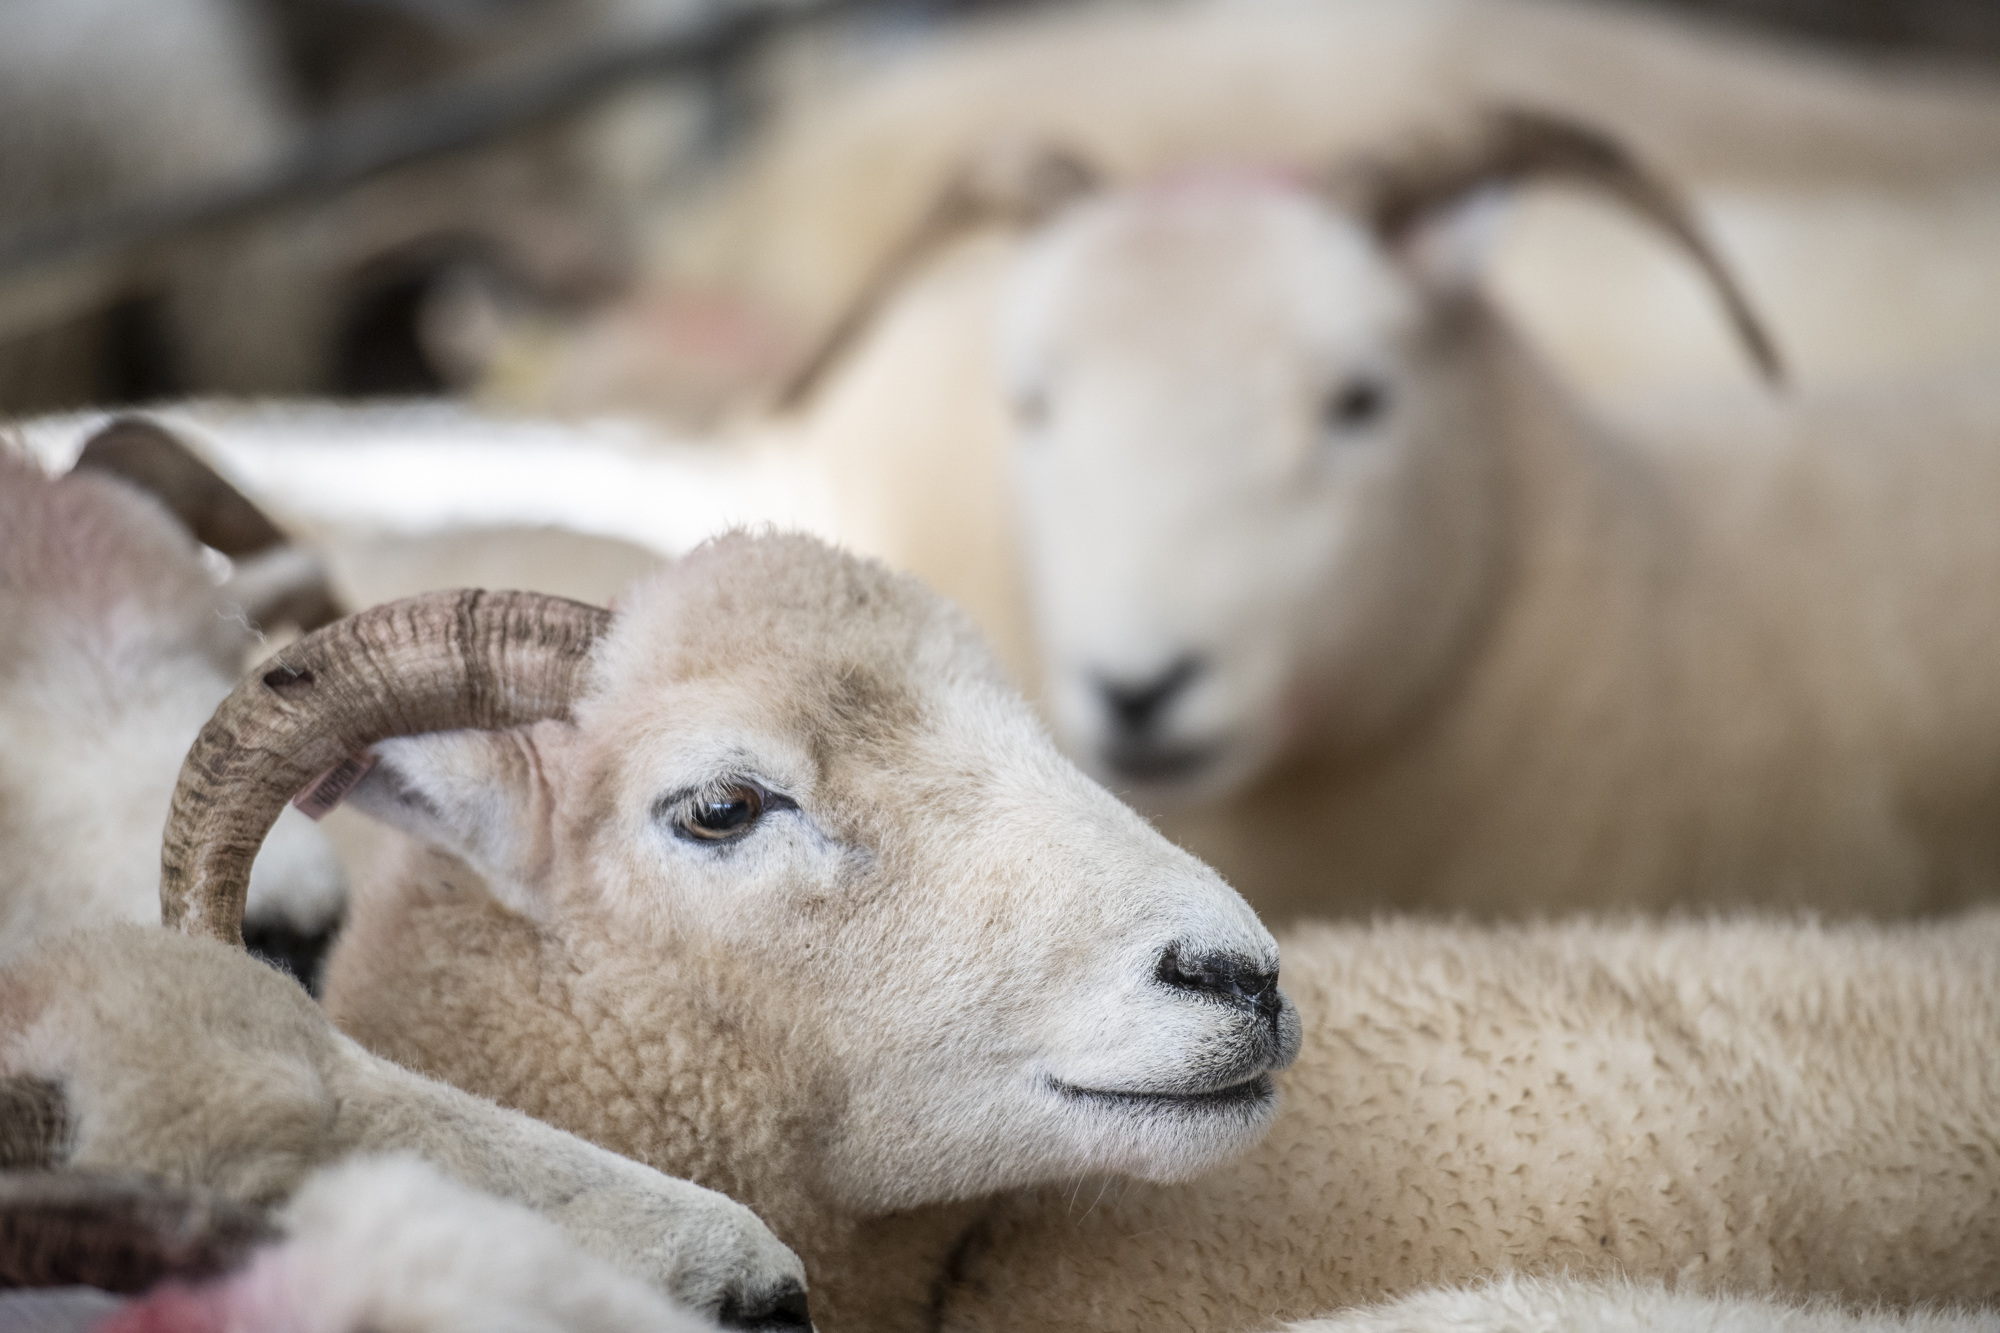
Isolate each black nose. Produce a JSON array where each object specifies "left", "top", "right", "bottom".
[
  {"left": 1155, "top": 943, "right": 1281, "bottom": 1021},
  {"left": 718, "top": 1279, "right": 811, "bottom": 1332},
  {"left": 1096, "top": 656, "right": 1203, "bottom": 735}
]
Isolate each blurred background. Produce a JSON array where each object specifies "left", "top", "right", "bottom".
[
  {"left": 9, "top": 0, "right": 2000, "bottom": 928},
  {"left": 6, "top": 0, "right": 2000, "bottom": 648}
]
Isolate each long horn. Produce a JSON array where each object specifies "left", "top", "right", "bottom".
[
  {"left": 772, "top": 141, "right": 1101, "bottom": 412},
  {"left": 1333, "top": 106, "right": 1784, "bottom": 386},
  {"left": 72, "top": 416, "right": 344, "bottom": 632},
  {"left": 161, "top": 589, "right": 611, "bottom": 945}
]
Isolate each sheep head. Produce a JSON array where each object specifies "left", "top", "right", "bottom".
[
  {"left": 996, "top": 108, "right": 1782, "bottom": 803},
  {"left": 161, "top": 534, "right": 1299, "bottom": 1218}
]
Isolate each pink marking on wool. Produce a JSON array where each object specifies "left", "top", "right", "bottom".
[{"left": 89, "top": 1282, "right": 233, "bottom": 1333}]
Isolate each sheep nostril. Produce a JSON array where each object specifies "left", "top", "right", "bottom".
[
  {"left": 1155, "top": 943, "right": 1280, "bottom": 1019},
  {"left": 1095, "top": 655, "right": 1203, "bottom": 736},
  {"left": 717, "top": 1280, "right": 812, "bottom": 1332}
]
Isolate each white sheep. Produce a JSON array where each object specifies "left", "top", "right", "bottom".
[
  {"left": 0, "top": 425, "right": 346, "bottom": 971},
  {"left": 151, "top": 535, "right": 2000, "bottom": 1333},
  {"left": 0, "top": 923, "right": 810, "bottom": 1328},
  {"left": 979, "top": 109, "right": 2000, "bottom": 922},
  {"left": 1282, "top": 1276, "right": 2000, "bottom": 1333},
  {"left": 0, "top": 1156, "right": 735, "bottom": 1333}
]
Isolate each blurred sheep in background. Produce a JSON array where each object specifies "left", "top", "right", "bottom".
[
  {"left": 977, "top": 113, "right": 2000, "bottom": 922},
  {"left": 13, "top": 0, "right": 2000, "bottom": 926}
]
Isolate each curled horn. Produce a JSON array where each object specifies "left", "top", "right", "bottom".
[
  {"left": 72, "top": 416, "right": 345, "bottom": 632},
  {"left": 773, "top": 140, "right": 1103, "bottom": 412},
  {"left": 1331, "top": 107, "right": 1784, "bottom": 386},
  {"left": 161, "top": 589, "right": 612, "bottom": 945}
]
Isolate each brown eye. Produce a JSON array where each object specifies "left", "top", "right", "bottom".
[
  {"left": 1326, "top": 376, "right": 1389, "bottom": 433},
  {"left": 680, "top": 783, "right": 765, "bottom": 842}
]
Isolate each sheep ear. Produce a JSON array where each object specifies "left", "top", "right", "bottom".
[{"left": 343, "top": 722, "right": 572, "bottom": 920}]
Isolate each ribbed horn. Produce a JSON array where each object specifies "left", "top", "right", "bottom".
[
  {"left": 72, "top": 415, "right": 345, "bottom": 631},
  {"left": 161, "top": 589, "right": 612, "bottom": 945},
  {"left": 773, "top": 140, "right": 1102, "bottom": 412},
  {"left": 1330, "top": 106, "right": 1784, "bottom": 386}
]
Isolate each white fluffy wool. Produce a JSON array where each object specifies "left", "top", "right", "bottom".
[
  {"left": 1289, "top": 1276, "right": 2000, "bottom": 1333},
  {"left": 94, "top": 1156, "right": 721, "bottom": 1333}
]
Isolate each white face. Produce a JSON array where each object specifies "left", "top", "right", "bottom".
[
  {"left": 1000, "top": 184, "right": 1492, "bottom": 804},
  {"left": 355, "top": 536, "right": 1300, "bottom": 1212}
]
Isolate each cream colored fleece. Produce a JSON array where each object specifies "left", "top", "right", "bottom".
[{"left": 329, "top": 896, "right": 2000, "bottom": 1333}]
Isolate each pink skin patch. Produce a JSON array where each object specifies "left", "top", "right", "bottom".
[
  {"left": 291, "top": 753, "right": 378, "bottom": 822},
  {"left": 90, "top": 1283, "right": 232, "bottom": 1333}
]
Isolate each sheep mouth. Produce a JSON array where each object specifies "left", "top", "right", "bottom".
[
  {"left": 1102, "top": 740, "right": 1219, "bottom": 785},
  {"left": 1047, "top": 1072, "right": 1276, "bottom": 1115}
]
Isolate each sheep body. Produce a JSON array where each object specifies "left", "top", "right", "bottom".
[
  {"left": 333, "top": 857, "right": 2000, "bottom": 1328},
  {"left": 920, "top": 913, "right": 2000, "bottom": 1331},
  {"left": 0, "top": 450, "right": 343, "bottom": 962},
  {"left": 0, "top": 924, "right": 808, "bottom": 1322},
  {"left": 1188, "top": 364, "right": 2000, "bottom": 919}
]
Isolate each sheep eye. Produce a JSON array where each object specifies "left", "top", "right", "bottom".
[
  {"left": 679, "top": 783, "right": 767, "bottom": 842},
  {"left": 1325, "top": 376, "right": 1389, "bottom": 433}
]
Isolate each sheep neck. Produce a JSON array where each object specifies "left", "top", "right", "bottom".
[{"left": 323, "top": 844, "right": 1003, "bottom": 1333}]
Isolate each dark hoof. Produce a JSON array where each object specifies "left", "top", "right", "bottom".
[
  {"left": 717, "top": 1279, "right": 812, "bottom": 1332},
  {"left": 242, "top": 919, "right": 342, "bottom": 997}
]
